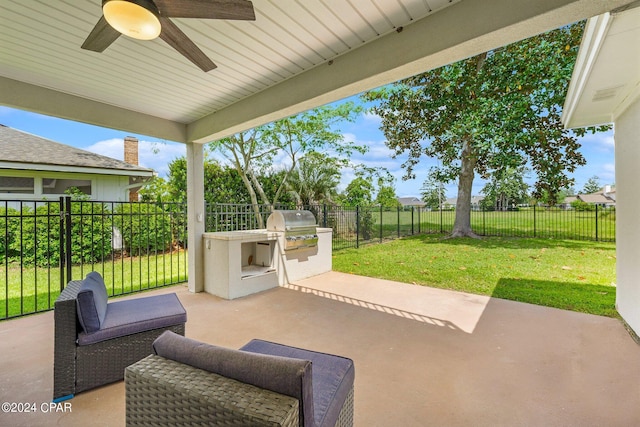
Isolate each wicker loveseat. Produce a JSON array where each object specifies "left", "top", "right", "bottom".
[
  {"left": 125, "top": 331, "right": 355, "bottom": 427},
  {"left": 53, "top": 272, "right": 187, "bottom": 401}
]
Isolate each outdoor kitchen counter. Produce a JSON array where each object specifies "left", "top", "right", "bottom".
[
  {"left": 203, "top": 230, "right": 279, "bottom": 299},
  {"left": 202, "top": 230, "right": 279, "bottom": 241},
  {"left": 202, "top": 228, "right": 332, "bottom": 299}
]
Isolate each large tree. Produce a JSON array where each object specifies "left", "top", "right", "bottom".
[
  {"left": 208, "top": 103, "right": 364, "bottom": 227},
  {"left": 420, "top": 173, "right": 447, "bottom": 210},
  {"left": 375, "top": 184, "right": 401, "bottom": 208},
  {"left": 363, "top": 22, "right": 608, "bottom": 237},
  {"left": 341, "top": 177, "right": 374, "bottom": 208},
  {"left": 581, "top": 175, "right": 601, "bottom": 194},
  {"left": 481, "top": 166, "right": 530, "bottom": 210}
]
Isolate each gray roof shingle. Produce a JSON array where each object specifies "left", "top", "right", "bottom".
[{"left": 0, "top": 125, "right": 153, "bottom": 175}]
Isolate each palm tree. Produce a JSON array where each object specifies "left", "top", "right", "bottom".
[{"left": 286, "top": 152, "right": 341, "bottom": 207}]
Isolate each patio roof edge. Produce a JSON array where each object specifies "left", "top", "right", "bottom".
[{"left": 0, "top": 77, "right": 188, "bottom": 143}]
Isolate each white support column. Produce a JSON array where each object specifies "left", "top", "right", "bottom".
[
  {"left": 186, "top": 142, "right": 205, "bottom": 293},
  {"left": 615, "top": 96, "right": 640, "bottom": 336}
]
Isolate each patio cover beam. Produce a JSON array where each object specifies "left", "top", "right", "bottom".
[
  {"left": 186, "top": 0, "right": 631, "bottom": 144},
  {"left": 0, "top": 77, "right": 188, "bottom": 143}
]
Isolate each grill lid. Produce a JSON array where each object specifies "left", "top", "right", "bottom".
[
  {"left": 267, "top": 210, "right": 318, "bottom": 250},
  {"left": 266, "top": 210, "right": 316, "bottom": 231}
]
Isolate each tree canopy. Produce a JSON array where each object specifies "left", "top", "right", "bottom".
[
  {"left": 480, "top": 166, "right": 530, "bottom": 210},
  {"left": 362, "top": 22, "right": 609, "bottom": 237},
  {"left": 420, "top": 174, "right": 446, "bottom": 210},
  {"left": 581, "top": 175, "right": 601, "bottom": 194},
  {"left": 207, "top": 102, "right": 364, "bottom": 226},
  {"left": 375, "top": 183, "right": 400, "bottom": 208},
  {"left": 286, "top": 151, "right": 341, "bottom": 206},
  {"left": 341, "top": 177, "right": 374, "bottom": 207},
  {"left": 163, "top": 156, "right": 294, "bottom": 207}
]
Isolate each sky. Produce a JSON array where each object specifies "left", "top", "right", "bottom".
[{"left": 0, "top": 104, "right": 615, "bottom": 199}]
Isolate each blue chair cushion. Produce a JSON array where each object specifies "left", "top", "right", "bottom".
[
  {"left": 152, "top": 331, "right": 314, "bottom": 427},
  {"left": 77, "top": 293, "right": 186, "bottom": 345},
  {"left": 76, "top": 272, "right": 108, "bottom": 333},
  {"left": 240, "top": 339, "right": 355, "bottom": 427}
]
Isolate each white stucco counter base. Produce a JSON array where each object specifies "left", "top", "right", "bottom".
[{"left": 203, "top": 228, "right": 332, "bottom": 299}]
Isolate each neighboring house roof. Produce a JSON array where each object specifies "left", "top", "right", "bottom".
[
  {"left": 578, "top": 192, "right": 615, "bottom": 205},
  {"left": 397, "top": 197, "right": 425, "bottom": 206},
  {"left": 0, "top": 125, "right": 154, "bottom": 177},
  {"left": 602, "top": 185, "right": 616, "bottom": 201},
  {"left": 563, "top": 196, "right": 579, "bottom": 204},
  {"left": 563, "top": 186, "right": 616, "bottom": 205},
  {"left": 445, "top": 196, "right": 484, "bottom": 206}
]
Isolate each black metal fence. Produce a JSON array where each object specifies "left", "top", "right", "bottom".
[
  {"left": 0, "top": 199, "right": 615, "bottom": 320},
  {"left": 205, "top": 204, "right": 616, "bottom": 250},
  {"left": 0, "top": 198, "right": 187, "bottom": 320}
]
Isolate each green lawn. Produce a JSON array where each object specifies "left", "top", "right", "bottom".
[
  {"left": 332, "top": 234, "right": 618, "bottom": 317},
  {"left": 0, "top": 252, "right": 187, "bottom": 319}
]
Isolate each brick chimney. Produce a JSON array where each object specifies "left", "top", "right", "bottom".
[
  {"left": 124, "top": 136, "right": 139, "bottom": 166},
  {"left": 124, "top": 137, "right": 139, "bottom": 202}
]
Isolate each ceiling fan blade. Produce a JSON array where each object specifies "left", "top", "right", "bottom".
[
  {"left": 159, "top": 17, "right": 217, "bottom": 72},
  {"left": 81, "top": 16, "right": 121, "bottom": 52},
  {"left": 154, "top": 0, "right": 255, "bottom": 20}
]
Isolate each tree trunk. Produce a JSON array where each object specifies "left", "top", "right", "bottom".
[
  {"left": 451, "top": 138, "right": 479, "bottom": 238},
  {"left": 238, "top": 167, "right": 264, "bottom": 229}
]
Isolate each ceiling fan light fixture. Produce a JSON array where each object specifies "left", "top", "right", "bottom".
[{"left": 102, "top": 0, "right": 161, "bottom": 41}]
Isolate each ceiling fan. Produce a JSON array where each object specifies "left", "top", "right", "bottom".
[{"left": 81, "top": 0, "right": 255, "bottom": 72}]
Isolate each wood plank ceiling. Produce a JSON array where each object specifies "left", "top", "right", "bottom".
[{"left": 0, "top": 0, "right": 459, "bottom": 125}]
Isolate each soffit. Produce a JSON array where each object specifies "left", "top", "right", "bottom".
[
  {"left": 0, "top": 1, "right": 457, "bottom": 124},
  {"left": 563, "top": 4, "right": 640, "bottom": 128},
  {"left": 0, "top": 0, "right": 635, "bottom": 143}
]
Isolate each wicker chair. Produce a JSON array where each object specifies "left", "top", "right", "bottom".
[
  {"left": 53, "top": 272, "right": 187, "bottom": 402},
  {"left": 125, "top": 331, "right": 354, "bottom": 427}
]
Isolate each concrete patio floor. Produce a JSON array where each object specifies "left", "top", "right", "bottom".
[{"left": 0, "top": 271, "right": 638, "bottom": 426}]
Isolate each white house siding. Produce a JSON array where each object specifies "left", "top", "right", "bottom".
[
  {"left": 0, "top": 170, "right": 132, "bottom": 204},
  {"left": 615, "top": 96, "right": 640, "bottom": 335}
]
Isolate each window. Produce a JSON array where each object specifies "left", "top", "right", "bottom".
[
  {"left": 42, "top": 178, "right": 92, "bottom": 195},
  {"left": 0, "top": 176, "right": 35, "bottom": 194}
]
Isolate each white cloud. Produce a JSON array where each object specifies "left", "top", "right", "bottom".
[
  {"left": 85, "top": 138, "right": 186, "bottom": 177},
  {"left": 578, "top": 131, "right": 615, "bottom": 152},
  {"left": 362, "top": 111, "right": 382, "bottom": 125}
]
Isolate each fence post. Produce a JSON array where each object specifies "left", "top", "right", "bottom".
[
  {"left": 440, "top": 204, "right": 443, "bottom": 233},
  {"left": 356, "top": 206, "right": 360, "bottom": 249},
  {"left": 411, "top": 206, "right": 414, "bottom": 235},
  {"left": 59, "top": 197, "right": 65, "bottom": 291},
  {"left": 323, "top": 204, "right": 327, "bottom": 228},
  {"left": 65, "top": 197, "right": 72, "bottom": 284},
  {"left": 397, "top": 207, "right": 400, "bottom": 237},
  {"left": 379, "top": 205, "right": 383, "bottom": 243},
  {"left": 533, "top": 204, "right": 537, "bottom": 238},
  {"left": 595, "top": 204, "right": 599, "bottom": 241},
  {"left": 59, "top": 196, "right": 72, "bottom": 289},
  {"left": 483, "top": 206, "right": 486, "bottom": 236}
]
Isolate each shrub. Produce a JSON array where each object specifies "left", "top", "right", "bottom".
[
  {"left": 67, "top": 201, "right": 113, "bottom": 265},
  {"left": 0, "top": 207, "right": 21, "bottom": 264},
  {"left": 571, "top": 200, "right": 594, "bottom": 211},
  {"left": 114, "top": 203, "right": 172, "bottom": 254},
  {"left": 13, "top": 202, "right": 113, "bottom": 267}
]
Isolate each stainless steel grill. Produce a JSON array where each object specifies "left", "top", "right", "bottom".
[{"left": 266, "top": 210, "right": 318, "bottom": 251}]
